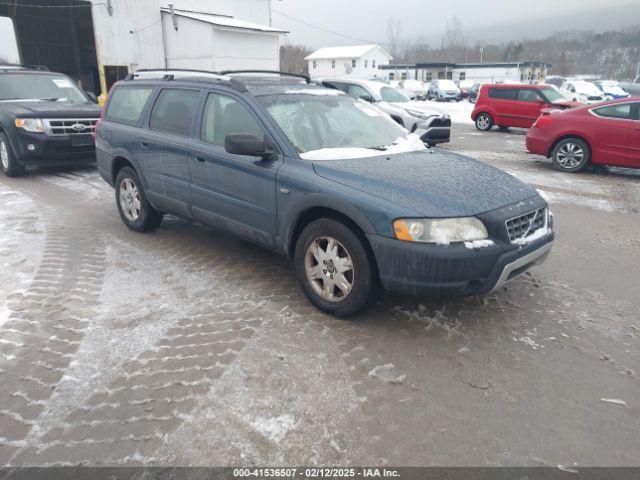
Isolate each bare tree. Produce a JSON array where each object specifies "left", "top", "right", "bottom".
[
  {"left": 0, "top": 57, "right": 8, "bottom": 64},
  {"left": 280, "top": 44, "right": 312, "bottom": 75},
  {"left": 387, "top": 18, "right": 403, "bottom": 59},
  {"left": 442, "top": 16, "right": 466, "bottom": 62}
]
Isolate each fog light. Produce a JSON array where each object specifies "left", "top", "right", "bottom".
[{"left": 27, "top": 144, "right": 37, "bottom": 152}]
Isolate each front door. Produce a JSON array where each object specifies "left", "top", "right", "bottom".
[
  {"left": 589, "top": 102, "right": 635, "bottom": 167},
  {"left": 512, "top": 88, "right": 545, "bottom": 128},
  {"left": 190, "top": 91, "right": 282, "bottom": 247},
  {"left": 628, "top": 102, "right": 640, "bottom": 166},
  {"left": 137, "top": 87, "right": 202, "bottom": 217}
]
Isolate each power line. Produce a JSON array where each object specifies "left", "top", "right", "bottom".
[{"left": 272, "top": 8, "right": 388, "bottom": 46}]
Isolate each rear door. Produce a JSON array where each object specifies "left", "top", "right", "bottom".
[
  {"left": 512, "top": 88, "right": 545, "bottom": 128},
  {"left": 488, "top": 87, "right": 517, "bottom": 126},
  {"left": 589, "top": 102, "right": 634, "bottom": 166},
  {"left": 138, "top": 87, "right": 202, "bottom": 217},
  {"left": 189, "top": 90, "right": 282, "bottom": 247}
]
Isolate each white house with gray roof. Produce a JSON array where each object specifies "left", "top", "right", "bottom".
[{"left": 306, "top": 44, "right": 392, "bottom": 79}]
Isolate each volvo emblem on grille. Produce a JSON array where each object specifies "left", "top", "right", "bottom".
[{"left": 71, "top": 123, "right": 87, "bottom": 131}]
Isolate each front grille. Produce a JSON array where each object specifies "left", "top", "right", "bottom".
[
  {"left": 506, "top": 207, "right": 547, "bottom": 243},
  {"left": 43, "top": 118, "right": 98, "bottom": 136}
]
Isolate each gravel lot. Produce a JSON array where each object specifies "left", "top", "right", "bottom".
[{"left": 0, "top": 112, "right": 639, "bottom": 467}]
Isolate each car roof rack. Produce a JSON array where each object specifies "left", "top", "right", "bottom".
[
  {"left": 220, "top": 70, "right": 311, "bottom": 84},
  {"left": 124, "top": 68, "right": 247, "bottom": 92},
  {"left": 0, "top": 63, "right": 49, "bottom": 72}
]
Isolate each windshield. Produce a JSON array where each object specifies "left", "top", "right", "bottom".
[
  {"left": 0, "top": 73, "right": 88, "bottom": 102},
  {"left": 379, "top": 86, "right": 409, "bottom": 103},
  {"left": 539, "top": 86, "right": 566, "bottom": 102},
  {"left": 259, "top": 93, "right": 413, "bottom": 158},
  {"left": 437, "top": 80, "right": 458, "bottom": 90}
]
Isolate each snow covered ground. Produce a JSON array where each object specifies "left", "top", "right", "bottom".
[
  {"left": 0, "top": 127, "right": 639, "bottom": 467},
  {"left": 421, "top": 99, "right": 475, "bottom": 125}
]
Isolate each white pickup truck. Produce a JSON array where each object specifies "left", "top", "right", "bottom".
[{"left": 620, "top": 76, "right": 640, "bottom": 96}]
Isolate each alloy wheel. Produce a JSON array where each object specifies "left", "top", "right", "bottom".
[
  {"left": 305, "top": 236, "right": 354, "bottom": 303},
  {"left": 119, "top": 178, "right": 141, "bottom": 221},
  {"left": 556, "top": 142, "right": 584, "bottom": 169},
  {"left": 0, "top": 140, "right": 8, "bottom": 170},
  {"left": 477, "top": 115, "right": 490, "bottom": 130}
]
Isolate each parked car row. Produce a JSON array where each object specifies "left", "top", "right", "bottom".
[{"left": 469, "top": 81, "right": 640, "bottom": 172}]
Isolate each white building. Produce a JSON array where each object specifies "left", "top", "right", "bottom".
[
  {"left": 0, "top": 0, "right": 287, "bottom": 99},
  {"left": 306, "top": 44, "right": 392, "bottom": 79},
  {"left": 380, "top": 62, "right": 551, "bottom": 84}
]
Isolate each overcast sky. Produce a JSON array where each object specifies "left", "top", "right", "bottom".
[{"left": 272, "top": 0, "right": 640, "bottom": 50}]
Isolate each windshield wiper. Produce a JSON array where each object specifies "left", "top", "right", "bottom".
[
  {"left": 368, "top": 145, "right": 390, "bottom": 151},
  {"left": 39, "top": 97, "right": 67, "bottom": 102}
]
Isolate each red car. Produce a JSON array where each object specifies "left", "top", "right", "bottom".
[
  {"left": 471, "top": 84, "right": 579, "bottom": 131},
  {"left": 526, "top": 98, "right": 640, "bottom": 172}
]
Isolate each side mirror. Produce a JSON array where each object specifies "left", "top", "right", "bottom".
[
  {"left": 358, "top": 94, "right": 374, "bottom": 103},
  {"left": 225, "top": 134, "right": 276, "bottom": 159},
  {"left": 86, "top": 91, "right": 98, "bottom": 103},
  {"left": 535, "top": 98, "right": 545, "bottom": 104}
]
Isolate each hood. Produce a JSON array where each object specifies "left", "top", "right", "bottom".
[
  {"left": 312, "top": 149, "right": 538, "bottom": 217},
  {"left": 0, "top": 100, "right": 101, "bottom": 118}
]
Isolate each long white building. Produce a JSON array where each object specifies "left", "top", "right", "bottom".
[
  {"left": 0, "top": 0, "right": 287, "bottom": 98},
  {"left": 380, "top": 61, "right": 551, "bottom": 84},
  {"left": 306, "top": 44, "right": 392, "bottom": 79}
]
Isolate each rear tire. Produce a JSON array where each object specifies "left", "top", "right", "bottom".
[
  {"left": 0, "top": 133, "right": 26, "bottom": 177},
  {"left": 294, "top": 218, "right": 381, "bottom": 317},
  {"left": 475, "top": 113, "right": 493, "bottom": 131},
  {"left": 551, "top": 137, "right": 590, "bottom": 173},
  {"left": 115, "top": 166, "right": 163, "bottom": 232}
]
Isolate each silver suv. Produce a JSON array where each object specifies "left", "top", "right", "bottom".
[{"left": 321, "top": 78, "right": 451, "bottom": 146}]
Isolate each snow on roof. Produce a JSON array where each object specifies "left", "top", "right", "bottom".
[
  {"left": 160, "top": 9, "right": 288, "bottom": 34},
  {"left": 306, "top": 45, "right": 392, "bottom": 61}
]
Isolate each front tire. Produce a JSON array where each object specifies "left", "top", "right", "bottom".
[
  {"left": 475, "top": 113, "right": 493, "bottom": 131},
  {"left": 551, "top": 138, "right": 590, "bottom": 172},
  {"left": 294, "top": 218, "right": 381, "bottom": 317},
  {"left": 115, "top": 166, "right": 163, "bottom": 232},
  {"left": 0, "top": 133, "right": 26, "bottom": 177}
]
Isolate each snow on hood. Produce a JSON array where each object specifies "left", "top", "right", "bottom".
[
  {"left": 300, "top": 134, "right": 426, "bottom": 161},
  {"left": 403, "top": 101, "right": 444, "bottom": 116}
]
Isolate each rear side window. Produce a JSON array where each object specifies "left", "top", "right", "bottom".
[
  {"left": 105, "top": 87, "right": 154, "bottom": 125},
  {"left": 150, "top": 89, "right": 200, "bottom": 137},
  {"left": 592, "top": 103, "right": 632, "bottom": 120},
  {"left": 488, "top": 88, "right": 517, "bottom": 100},
  {"left": 201, "top": 93, "right": 265, "bottom": 146}
]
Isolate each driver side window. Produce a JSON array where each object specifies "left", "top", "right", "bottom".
[{"left": 201, "top": 93, "right": 265, "bottom": 146}]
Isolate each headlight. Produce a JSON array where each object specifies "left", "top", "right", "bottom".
[
  {"left": 15, "top": 118, "right": 44, "bottom": 133},
  {"left": 405, "top": 108, "right": 432, "bottom": 119},
  {"left": 393, "top": 217, "right": 488, "bottom": 245}
]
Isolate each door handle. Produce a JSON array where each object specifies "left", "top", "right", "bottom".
[
  {"left": 140, "top": 142, "right": 151, "bottom": 148},
  {"left": 195, "top": 156, "right": 206, "bottom": 163}
]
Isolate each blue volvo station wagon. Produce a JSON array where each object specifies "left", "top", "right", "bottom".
[{"left": 96, "top": 70, "right": 554, "bottom": 316}]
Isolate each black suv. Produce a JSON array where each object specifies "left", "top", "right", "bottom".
[
  {"left": 0, "top": 65, "right": 101, "bottom": 177},
  {"left": 96, "top": 70, "right": 553, "bottom": 316}
]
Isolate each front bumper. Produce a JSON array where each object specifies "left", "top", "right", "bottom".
[
  {"left": 414, "top": 116, "right": 451, "bottom": 145},
  {"left": 367, "top": 231, "right": 554, "bottom": 297},
  {"left": 12, "top": 130, "right": 96, "bottom": 166}
]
